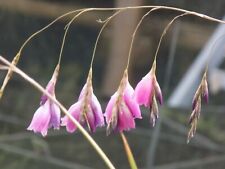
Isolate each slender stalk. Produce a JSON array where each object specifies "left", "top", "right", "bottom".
[
  {"left": 0, "top": 56, "right": 116, "bottom": 169},
  {"left": 126, "top": 7, "right": 160, "bottom": 70},
  {"left": 120, "top": 132, "right": 138, "bottom": 169},
  {"left": 19, "top": 9, "right": 86, "bottom": 55},
  {"left": 0, "top": 9, "right": 84, "bottom": 99},
  {"left": 90, "top": 9, "right": 124, "bottom": 69},
  {"left": 16, "top": 6, "right": 225, "bottom": 58},
  {"left": 58, "top": 8, "right": 93, "bottom": 66},
  {"left": 153, "top": 13, "right": 189, "bottom": 62},
  {"left": 1, "top": 5, "right": 225, "bottom": 99}
]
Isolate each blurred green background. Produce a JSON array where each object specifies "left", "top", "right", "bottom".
[{"left": 0, "top": 0, "right": 225, "bottom": 169}]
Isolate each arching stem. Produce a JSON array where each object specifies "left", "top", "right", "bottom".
[
  {"left": 153, "top": 13, "right": 189, "bottom": 62},
  {"left": 126, "top": 7, "right": 160, "bottom": 70}
]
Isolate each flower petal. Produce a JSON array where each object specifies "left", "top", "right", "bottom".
[
  {"left": 86, "top": 105, "right": 96, "bottom": 132},
  {"left": 105, "top": 92, "right": 118, "bottom": 124},
  {"left": 78, "top": 84, "right": 87, "bottom": 101},
  {"left": 27, "top": 101, "right": 51, "bottom": 136},
  {"left": 49, "top": 102, "right": 61, "bottom": 129},
  {"left": 91, "top": 93, "right": 104, "bottom": 127},
  {"left": 124, "top": 82, "right": 142, "bottom": 119},
  {"left": 61, "top": 101, "right": 82, "bottom": 133},
  {"left": 134, "top": 73, "right": 153, "bottom": 107},
  {"left": 118, "top": 102, "right": 135, "bottom": 131},
  {"left": 40, "top": 81, "right": 55, "bottom": 105}
]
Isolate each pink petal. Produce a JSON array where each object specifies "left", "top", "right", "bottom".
[
  {"left": 78, "top": 84, "right": 87, "bottom": 101},
  {"left": 118, "top": 102, "right": 135, "bottom": 131},
  {"left": 104, "top": 92, "right": 118, "bottom": 124},
  {"left": 61, "top": 102, "right": 82, "bottom": 133},
  {"left": 86, "top": 105, "right": 96, "bottom": 132},
  {"left": 40, "top": 80, "right": 55, "bottom": 105},
  {"left": 27, "top": 101, "right": 51, "bottom": 136},
  {"left": 134, "top": 73, "right": 153, "bottom": 107},
  {"left": 91, "top": 93, "right": 104, "bottom": 127},
  {"left": 124, "top": 82, "right": 142, "bottom": 119},
  {"left": 40, "top": 65, "right": 58, "bottom": 105},
  {"left": 49, "top": 102, "right": 61, "bottom": 129}
]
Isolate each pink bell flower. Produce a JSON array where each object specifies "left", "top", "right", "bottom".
[
  {"left": 105, "top": 70, "right": 142, "bottom": 135},
  {"left": 134, "top": 61, "right": 163, "bottom": 126},
  {"left": 61, "top": 69, "right": 104, "bottom": 133},
  {"left": 27, "top": 65, "right": 61, "bottom": 136}
]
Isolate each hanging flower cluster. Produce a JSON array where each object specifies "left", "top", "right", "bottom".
[
  {"left": 27, "top": 60, "right": 164, "bottom": 136},
  {"left": 61, "top": 68, "right": 105, "bottom": 133},
  {"left": 27, "top": 65, "right": 61, "bottom": 136},
  {"left": 134, "top": 60, "right": 163, "bottom": 127},
  {"left": 105, "top": 69, "right": 142, "bottom": 135},
  {"left": 26, "top": 55, "right": 209, "bottom": 145}
]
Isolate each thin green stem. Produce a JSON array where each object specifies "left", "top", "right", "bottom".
[
  {"left": 153, "top": 12, "right": 189, "bottom": 62},
  {"left": 90, "top": 9, "right": 124, "bottom": 69},
  {"left": 126, "top": 7, "right": 160, "bottom": 70},
  {"left": 120, "top": 132, "right": 138, "bottom": 169},
  {"left": 0, "top": 56, "right": 116, "bottom": 169}
]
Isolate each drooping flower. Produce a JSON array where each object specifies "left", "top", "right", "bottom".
[
  {"left": 134, "top": 60, "right": 163, "bottom": 127},
  {"left": 105, "top": 70, "right": 142, "bottom": 135},
  {"left": 187, "top": 72, "right": 209, "bottom": 143},
  {"left": 61, "top": 68, "right": 104, "bottom": 133},
  {"left": 27, "top": 65, "right": 61, "bottom": 136}
]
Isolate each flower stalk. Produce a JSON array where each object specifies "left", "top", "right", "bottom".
[{"left": 120, "top": 132, "right": 138, "bottom": 169}]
